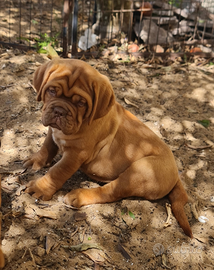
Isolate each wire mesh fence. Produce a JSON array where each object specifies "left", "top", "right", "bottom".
[
  {"left": 0, "top": 0, "right": 62, "bottom": 50},
  {"left": 0, "top": 0, "right": 214, "bottom": 57}
]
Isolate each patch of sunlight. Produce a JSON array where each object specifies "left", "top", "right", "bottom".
[
  {"left": 150, "top": 83, "right": 159, "bottom": 91},
  {"left": 209, "top": 99, "right": 214, "bottom": 107},
  {"left": 205, "top": 84, "right": 214, "bottom": 107},
  {"left": 16, "top": 136, "right": 29, "bottom": 147},
  {"left": 186, "top": 169, "right": 196, "bottom": 180},
  {"left": 0, "top": 28, "right": 17, "bottom": 37},
  {"left": 210, "top": 117, "right": 214, "bottom": 124},
  {"left": 150, "top": 107, "right": 164, "bottom": 116},
  {"left": 125, "top": 143, "right": 136, "bottom": 159},
  {"left": 205, "top": 83, "right": 214, "bottom": 91},
  {"left": 2, "top": 226, "right": 37, "bottom": 260},
  {"left": 184, "top": 132, "right": 198, "bottom": 142},
  {"left": 126, "top": 88, "right": 141, "bottom": 98},
  {"left": 185, "top": 87, "right": 206, "bottom": 102},
  {"left": 20, "top": 21, "right": 28, "bottom": 26},
  {"left": 189, "top": 159, "right": 207, "bottom": 170},
  {"left": 19, "top": 95, "right": 28, "bottom": 103},
  {"left": 145, "top": 121, "right": 162, "bottom": 138},
  {"left": 0, "top": 129, "right": 19, "bottom": 165},
  {"left": 1, "top": 129, "right": 15, "bottom": 149},
  {"left": 173, "top": 134, "right": 183, "bottom": 140},
  {"left": 2, "top": 223, "right": 25, "bottom": 258},
  {"left": 161, "top": 89, "right": 179, "bottom": 99},
  {"left": 160, "top": 117, "right": 183, "bottom": 133},
  {"left": 182, "top": 120, "right": 195, "bottom": 132},
  {"left": 9, "top": 55, "right": 28, "bottom": 65}
]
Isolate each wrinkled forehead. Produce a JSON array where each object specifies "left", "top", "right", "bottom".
[
  {"left": 40, "top": 59, "right": 103, "bottom": 99},
  {"left": 48, "top": 59, "right": 99, "bottom": 79}
]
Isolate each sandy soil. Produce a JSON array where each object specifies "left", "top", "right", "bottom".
[{"left": 0, "top": 48, "right": 214, "bottom": 270}]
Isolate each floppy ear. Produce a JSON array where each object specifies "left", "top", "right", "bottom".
[
  {"left": 88, "top": 74, "right": 115, "bottom": 124},
  {"left": 33, "top": 61, "right": 52, "bottom": 101}
]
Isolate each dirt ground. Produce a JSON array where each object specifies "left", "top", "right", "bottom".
[{"left": 0, "top": 48, "right": 214, "bottom": 270}]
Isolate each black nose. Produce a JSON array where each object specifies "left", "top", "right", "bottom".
[{"left": 54, "top": 106, "right": 66, "bottom": 117}]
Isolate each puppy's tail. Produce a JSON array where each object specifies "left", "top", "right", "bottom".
[{"left": 168, "top": 179, "right": 193, "bottom": 238}]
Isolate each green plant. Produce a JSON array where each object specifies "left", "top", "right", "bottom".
[
  {"left": 168, "top": 0, "right": 182, "bottom": 8},
  {"left": 34, "top": 33, "right": 60, "bottom": 53},
  {"left": 197, "top": 119, "right": 210, "bottom": 128}
]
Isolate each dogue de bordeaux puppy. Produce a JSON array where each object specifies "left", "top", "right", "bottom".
[{"left": 24, "top": 58, "right": 193, "bottom": 238}]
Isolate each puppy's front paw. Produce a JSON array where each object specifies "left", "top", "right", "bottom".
[
  {"left": 63, "top": 188, "right": 103, "bottom": 208},
  {"left": 23, "top": 152, "right": 47, "bottom": 171},
  {"left": 64, "top": 189, "right": 89, "bottom": 208},
  {"left": 25, "top": 176, "right": 57, "bottom": 201}
]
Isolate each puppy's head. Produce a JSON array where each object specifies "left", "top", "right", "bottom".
[{"left": 33, "top": 59, "right": 115, "bottom": 135}]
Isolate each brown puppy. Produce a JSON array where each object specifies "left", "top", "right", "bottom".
[{"left": 24, "top": 59, "right": 193, "bottom": 238}]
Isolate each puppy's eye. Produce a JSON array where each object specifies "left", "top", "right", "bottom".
[
  {"left": 77, "top": 100, "right": 86, "bottom": 107},
  {"left": 47, "top": 87, "right": 56, "bottom": 96}
]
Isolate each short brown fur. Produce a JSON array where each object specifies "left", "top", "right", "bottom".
[{"left": 24, "top": 59, "right": 193, "bottom": 238}]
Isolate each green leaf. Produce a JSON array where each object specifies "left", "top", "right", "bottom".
[
  {"left": 46, "top": 43, "right": 59, "bottom": 58},
  {"left": 121, "top": 207, "right": 127, "bottom": 216},
  {"left": 37, "top": 48, "right": 47, "bottom": 54},
  {"left": 121, "top": 210, "right": 125, "bottom": 215},
  {"left": 197, "top": 120, "right": 210, "bottom": 128},
  {"left": 31, "top": 19, "right": 38, "bottom": 25},
  {"left": 128, "top": 211, "right": 135, "bottom": 220}
]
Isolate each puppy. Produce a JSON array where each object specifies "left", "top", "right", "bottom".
[{"left": 24, "top": 59, "right": 193, "bottom": 238}]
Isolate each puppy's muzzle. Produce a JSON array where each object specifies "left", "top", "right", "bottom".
[{"left": 54, "top": 106, "right": 67, "bottom": 117}]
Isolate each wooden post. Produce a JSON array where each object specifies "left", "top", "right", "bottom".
[{"left": 62, "top": 0, "right": 73, "bottom": 57}]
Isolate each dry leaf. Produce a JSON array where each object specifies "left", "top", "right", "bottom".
[
  {"left": 186, "top": 143, "right": 213, "bottom": 150},
  {"left": 73, "top": 212, "right": 87, "bottom": 221},
  {"left": 46, "top": 44, "right": 59, "bottom": 59},
  {"left": 82, "top": 249, "right": 106, "bottom": 264},
  {"left": 124, "top": 97, "right": 139, "bottom": 108},
  {"left": 15, "top": 185, "right": 26, "bottom": 196},
  {"left": 34, "top": 208, "right": 57, "bottom": 219},
  {"left": 117, "top": 243, "right": 131, "bottom": 260},
  {"left": 161, "top": 254, "right": 171, "bottom": 269},
  {"left": 46, "top": 235, "right": 55, "bottom": 254},
  {"left": 62, "top": 243, "right": 102, "bottom": 252}
]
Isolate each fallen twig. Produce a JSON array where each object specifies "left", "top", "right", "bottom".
[
  {"left": 28, "top": 82, "right": 37, "bottom": 92},
  {"left": 70, "top": 227, "right": 79, "bottom": 237},
  {"left": 0, "top": 84, "right": 14, "bottom": 90},
  {"left": 28, "top": 248, "right": 36, "bottom": 266},
  {"left": 185, "top": 143, "right": 213, "bottom": 150},
  {"left": 191, "top": 202, "right": 199, "bottom": 220},
  {"left": 62, "top": 243, "right": 102, "bottom": 252},
  {"left": 21, "top": 248, "right": 27, "bottom": 259},
  {"left": 164, "top": 203, "right": 172, "bottom": 228}
]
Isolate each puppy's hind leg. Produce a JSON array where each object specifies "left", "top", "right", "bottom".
[{"left": 168, "top": 179, "right": 193, "bottom": 238}]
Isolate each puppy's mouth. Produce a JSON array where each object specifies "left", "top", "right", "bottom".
[
  {"left": 42, "top": 106, "right": 72, "bottom": 132},
  {"left": 49, "top": 121, "right": 61, "bottom": 130}
]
